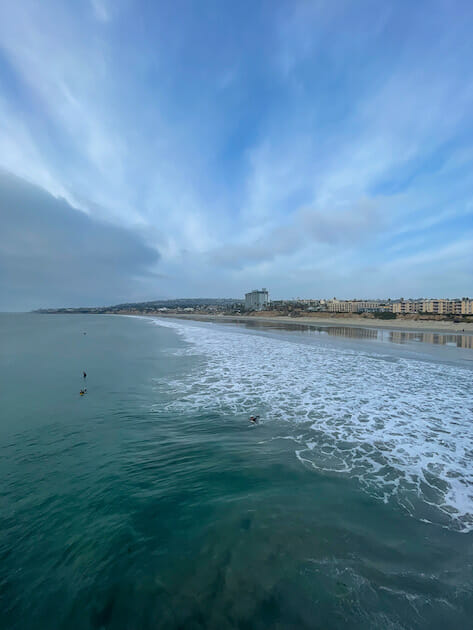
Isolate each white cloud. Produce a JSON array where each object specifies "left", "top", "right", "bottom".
[{"left": 0, "top": 0, "right": 472, "bottom": 303}]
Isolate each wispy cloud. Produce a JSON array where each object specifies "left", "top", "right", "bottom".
[
  {"left": 210, "top": 198, "right": 382, "bottom": 269},
  {"left": 0, "top": 0, "right": 472, "bottom": 306}
]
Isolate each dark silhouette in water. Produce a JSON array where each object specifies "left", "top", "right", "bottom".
[
  {"left": 83, "top": 371, "right": 87, "bottom": 378},
  {"left": 249, "top": 415, "right": 260, "bottom": 424}
]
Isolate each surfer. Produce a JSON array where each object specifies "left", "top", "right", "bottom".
[
  {"left": 249, "top": 415, "right": 260, "bottom": 424},
  {"left": 83, "top": 371, "right": 87, "bottom": 379}
]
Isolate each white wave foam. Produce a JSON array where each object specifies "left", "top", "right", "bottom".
[{"left": 150, "top": 318, "right": 473, "bottom": 532}]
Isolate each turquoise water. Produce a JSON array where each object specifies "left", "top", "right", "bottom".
[{"left": 1, "top": 313, "right": 473, "bottom": 629}]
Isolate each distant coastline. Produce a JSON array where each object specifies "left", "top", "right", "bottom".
[{"left": 34, "top": 302, "right": 473, "bottom": 335}]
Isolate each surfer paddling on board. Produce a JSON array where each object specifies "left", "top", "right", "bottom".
[{"left": 249, "top": 415, "right": 260, "bottom": 424}]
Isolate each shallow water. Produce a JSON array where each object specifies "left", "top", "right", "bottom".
[
  {"left": 1, "top": 313, "right": 473, "bottom": 629},
  {"left": 227, "top": 318, "right": 473, "bottom": 350}
]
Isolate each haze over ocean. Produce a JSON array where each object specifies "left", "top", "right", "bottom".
[{"left": 1, "top": 313, "right": 473, "bottom": 629}]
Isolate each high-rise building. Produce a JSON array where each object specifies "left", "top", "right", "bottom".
[{"left": 245, "top": 288, "right": 269, "bottom": 311}]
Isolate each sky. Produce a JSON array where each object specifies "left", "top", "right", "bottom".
[{"left": 1, "top": 0, "right": 472, "bottom": 310}]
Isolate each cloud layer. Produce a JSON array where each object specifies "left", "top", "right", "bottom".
[
  {"left": 0, "top": 0, "right": 472, "bottom": 307},
  {"left": 0, "top": 171, "right": 160, "bottom": 310}
]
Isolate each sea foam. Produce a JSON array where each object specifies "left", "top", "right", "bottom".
[{"left": 151, "top": 318, "right": 473, "bottom": 532}]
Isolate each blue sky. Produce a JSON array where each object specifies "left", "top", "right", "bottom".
[{"left": 1, "top": 0, "right": 472, "bottom": 309}]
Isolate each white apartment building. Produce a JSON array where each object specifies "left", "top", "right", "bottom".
[
  {"left": 245, "top": 288, "right": 269, "bottom": 311},
  {"left": 327, "top": 299, "right": 389, "bottom": 313},
  {"left": 327, "top": 299, "right": 353, "bottom": 312}
]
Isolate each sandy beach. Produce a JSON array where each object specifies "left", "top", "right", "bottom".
[{"left": 156, "top": 312, "right": 473, "bottom": 334}]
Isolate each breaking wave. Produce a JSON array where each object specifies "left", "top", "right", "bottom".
[{"left": 150, "top": 318, "right": 473, "bottom": 532}]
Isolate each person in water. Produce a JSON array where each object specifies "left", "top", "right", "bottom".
[
  {"left": 83, "top": 371, "right": 87, "bottom": 379},
  {"left": 249, "top": 415, "right": 260, "bottom": 423}
]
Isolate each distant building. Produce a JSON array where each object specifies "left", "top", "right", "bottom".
[
  {"left": 462, "top": 298, "right": 473, "bottom": 315},
  {"left": 391, "top": 299, "right": 422, "bottom": 314},
  {"left": 326, "top": 299, "right": 389, "bottom": 313},
  {"left": 327, "top": 298, "right": 353, "bottom": 313},
  {"left": 391, "top": 298, "right": 473, "bottom": 315},
  {"left": 245, "top": 288, "right": 269, "bottom": 311}
]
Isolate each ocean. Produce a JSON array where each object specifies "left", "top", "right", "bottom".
[{"left": 1, "top": 313, "right": 473, "bottom": 629}]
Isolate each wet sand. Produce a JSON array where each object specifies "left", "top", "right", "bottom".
[{"left": 156, "top": 312, "right": 473, "bottom": 334}]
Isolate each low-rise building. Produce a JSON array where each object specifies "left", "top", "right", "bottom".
[
  {"left": 422, "top": 299, "right": 461, "bottom": 314},
  {"left": 461, "top": 298, "right": 473, "bottom": 315},
  {"left": 391, "top": 300, "right": 422, "bottom": 314},
  {"left": 391, "top": 298, "right": 473, "bottom": 315},
  {"left": 327, "top": 299, "right": 353, "bottom": 312},
  {"left": 355, "top": 301, "right": 390, "bottom": 313},
  {"left": 327, "top": 299, "right": 390, "bottom": 313}
]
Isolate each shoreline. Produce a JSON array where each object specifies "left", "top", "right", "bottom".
[{"left": 152, "top": 312, "right": 473, "bottom": 335}]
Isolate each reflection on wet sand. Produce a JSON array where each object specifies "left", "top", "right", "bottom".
[
  {"left": 238, "top": 320, "right": 473, "bottom": 349},
  {"left": 389, "top": 330, "right": 473, "bottom": 349}
]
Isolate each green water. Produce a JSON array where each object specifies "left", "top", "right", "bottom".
[{"left": 1, "top": 314, "right": 472, "bottom": 629}]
